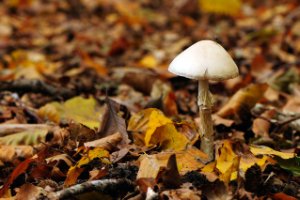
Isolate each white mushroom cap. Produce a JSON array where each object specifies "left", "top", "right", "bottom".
[{"left": 168, "top": 40, "right": 239, "bottom": 81}]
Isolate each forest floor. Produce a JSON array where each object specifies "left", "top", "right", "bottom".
[{"left": 0, "top": 0, "right": 299, "bottom": 199}]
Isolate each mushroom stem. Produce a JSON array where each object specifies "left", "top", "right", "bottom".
[{"left": 198, "top": 79, "right": 214, "bottom": 161}]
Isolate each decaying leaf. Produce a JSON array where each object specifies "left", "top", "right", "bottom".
[
  {"left": 99, "top": 98, "right": 130, "bottom": 145},
  {"left": 38, "top": 96, "right": 104, "bottom": 129}
]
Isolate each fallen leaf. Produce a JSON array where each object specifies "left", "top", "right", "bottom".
[
  {"left": 0, "top": 145, "right": 33, "bottom": 162},
  {"left": 275, "top": 156, "right": 300, "bottom": 176},
  {"left": 46, "top": 154, "right": 74, "bottom": 167},
  {"left": 99, "top": 98, "right": 130, "bottom": 145},
  {"left": 64, "top": 147, "right": 110, "bottom": 186},
  {"left": 160, "top": 188, "right": 201, "bottom": 200},
  {"left": 252, "top": 109, "right": 277, "bottom": 138},
  {"left": 215, "top": 140, "right": 239, "bottom": 184},
  {"left": 0, "top": 128, "right": 48, "bottom": 146},
  {"left": 128, "top": 108, "right": 189, "bottom": 150},
  {"left": 0, "top": 156, "right": 37, "bottom": 197},
  {"left": 161, "top": 154, "right": 181, "bottom": 188},
  {"left": 272, "top": 192, "right": 297, "bottom": 200},
  {"left": 15, "top": 183, "right": 45, "bottom": 200},
  {"left": 217, "top": 83, "right": 268, "bottom": 119},
  {"left": 84, "top": 132, "right": 123, "bottom": 151},
  {"left": 38, "top": 96, "right": 104, "bottom": 129},
  {"left": 138, "top": 54, "right": 158, "bottom": 68},
  {"left": 137, "top": 147, "right": 206, "bottom": 179},
  {"left": 250, "top": 145, "right": 295, "bottom": 159},
  {"left": 199, "top": 0, "right": 241, "bottom": 16},
  {"left": 212, "top": 114, "right": 234, "bottom": 127}
]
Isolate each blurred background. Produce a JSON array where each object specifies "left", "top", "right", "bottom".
[{"left": 0, "top": 0, "right": 299, "bottom": 109}]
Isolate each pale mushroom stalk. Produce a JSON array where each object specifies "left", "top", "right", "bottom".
[{"left": 198, "top": 79, "right": 214, "bottom": 160}]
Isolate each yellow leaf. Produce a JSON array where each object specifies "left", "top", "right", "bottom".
[
  {"left": 155, "top": 124, "right": 189, "bottom": 150},
  {"left": 38, "top": 96, "right": 104, "bottom": 129},
  {"left": 7, "top": 50, "right": 58, "bottom": 80},
  {"left": 239, "top": 154, "right": 273, "bottom": 175},
  {"left": 139, "top": 54, "right": 158, "bottom": 68},
  {"left": 137, "top": 147, "right": 206, "bottom": 179},
  {"left": 65, "top": 147, "right": 110, "bottom": 186},
  {"left": 250, "top": 145, "right": 295, "bottom": 159},
  {"left": 176, "top": 147, "right": 207, "bottom": 173},
  {"left": 128, "top": 108, "right": 189, "bottom": 150},
  {"left": 201, "top": 161, "right": 216, "bottom": 173},
  {"left": 216, "top": 140, "right": 239, "bottom": 184},
  {"left": 0, "top": 129, "right": 48, "bottom": 146},
  {"left": 199, "top": 0, "right": 241, "bottom": 16}
]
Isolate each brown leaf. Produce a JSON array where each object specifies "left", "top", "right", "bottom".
[
  {"left": 161, "top": 154, "right": 181, "bottom": 189},
  {"left": 283, "top": 96, "right": 300, "bottom": 113},
  {"left": 252, "top": 109, "right": 277, "bottom": 138},
  {"left": 212, "top": 114, "right": 234, "bottom": 127},
  {"left": 137, "top": 147, "right": 206, "bottom": 180},
  {"left": 136, "top": 178, "right": 156, "bottom": 193},
  {"left": 99, "top": 98, "right": 130, "bottom": 145},
  {"left": 84, "top": 132, "right": 123, "bottom": 151},
  {"left": 0, "top": 145, "right": 33, "bottom": 163},
  {"left": 160, "top": 188, "right": 201, "bottom": 200},
  {"left": 15, "top": 183, "right": 45, "bottom": 200}
]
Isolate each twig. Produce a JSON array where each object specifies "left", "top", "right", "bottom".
[
  {"left": 55, "top": 178, "right": 135, "bottom": 199},
  {"left": 0, "top": 79, "right": 75, "bottom": 99}
]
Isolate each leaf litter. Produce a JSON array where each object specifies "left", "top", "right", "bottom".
[{"left": 0, "top": 0, "right": 300, "bottom": 199}]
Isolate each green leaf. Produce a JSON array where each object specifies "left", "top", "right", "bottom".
[{"left": 276, "top": 156, "right": 300, "bottom": 176}]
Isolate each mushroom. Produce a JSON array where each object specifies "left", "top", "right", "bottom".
[{"left": 168, "top": 40, "right": 239, "bottom": 161}]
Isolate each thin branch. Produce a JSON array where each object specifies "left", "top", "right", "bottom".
[{"left": 55, "top": 178, "right": 135, "bottom": 199}]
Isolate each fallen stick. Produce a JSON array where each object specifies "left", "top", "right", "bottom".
[{"left": 55, "top": 178, "right": 135, "bottom": 199}]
